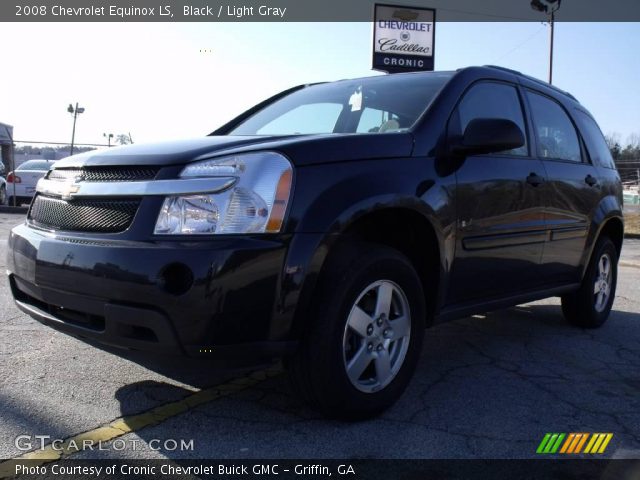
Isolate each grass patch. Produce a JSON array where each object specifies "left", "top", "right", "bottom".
[{"left": 626, "top": 212, "right": 640, "bottom": 235}]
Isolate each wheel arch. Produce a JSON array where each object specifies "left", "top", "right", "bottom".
[
  {"left": 340, "top": 207, "right": 442, "bottom": 320},
  {"left": 286, "top": 202, "right": 446, "bottom": 340},
  {"left": 581, "top": 213, "right": 624, "bottom": 280},
  {"left": 597, "top": 216, "right": 624, "bottom": 258}
]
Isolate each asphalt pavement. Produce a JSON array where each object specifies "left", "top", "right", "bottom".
[{"left": 1, "top": 211, "right": 639, "bottom": 461}]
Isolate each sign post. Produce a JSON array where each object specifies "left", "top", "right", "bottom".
[{"left": 372, "top": 4, "right": 436, "bottom": 73}]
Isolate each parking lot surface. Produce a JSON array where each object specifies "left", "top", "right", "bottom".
[{"left": 1, "top": 211, "right": 639, "bottom": 460}]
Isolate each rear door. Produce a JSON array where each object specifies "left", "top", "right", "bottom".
[
  {"left": 524, "top": 91, "right": 602, "bottom": 284},
  {"left": 447, "top": 81, "right": 548, "bottom": 305}
]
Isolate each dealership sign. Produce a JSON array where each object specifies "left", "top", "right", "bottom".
[{"left": 372, "top": 4, "right": 435, "bottom": 73}]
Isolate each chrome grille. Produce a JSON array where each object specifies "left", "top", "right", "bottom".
[
  {"left": 47, "top": 166, "right": 159, "bottom": 183},
  {"left": 29, "top": 195, "right": 140, "bottom": 233}
]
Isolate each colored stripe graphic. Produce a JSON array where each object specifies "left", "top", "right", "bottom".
[
  {"left": 584, "top": 433, "right": 614, "bottom": 454},
  {"left": 536, "top": 434, "right": 552, "bottom": 454},
  {"left": 549, "top": 433, "right": 565, "bottom": 453},
  {"left": 560, "top": 433, "right": 575, "bottom": 453},
  {"left": 538, "top": 433, "right": 613, "bottom": 454},
  {"left": 567, "top": 433, "right": 583, "bottom": 453},
  {"left": 574, "top": 433, "right": 589, "bottom": 453},
  {"left": 584, "top": 434, "right": 599, "bottom": 453},
  {"left": 537, "top": 433, "right": 565, "bottom": 454},
  {"left": 598, "top": 433, "right": 614, "bottom": 453}
]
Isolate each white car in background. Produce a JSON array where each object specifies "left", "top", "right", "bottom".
[
  {"left": 0, "top": 171, "right": 6, "bottom": 205},
  {"left": 6, "top": 159, "right": 56, "bottom": 206}
]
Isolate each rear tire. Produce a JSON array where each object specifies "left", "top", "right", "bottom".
[
  {"left": 286, "top": 242, "right": 426, "bottom": 420},
  {"left": 7, "top": 196, "right": 16, "bottom": 207},
  {"left": 561, "top": 236, "right": 618, "bottom": 329}
]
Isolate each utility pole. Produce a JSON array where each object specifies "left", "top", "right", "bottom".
[
  {"left": 548, "top": 8, "right": 555, "bottom": 84},
  {"left": 67, "top": 103, "right": 85, "bottom": 156},
  {"left": 530, "top": 0, "right": 562, "bottom": 84}
]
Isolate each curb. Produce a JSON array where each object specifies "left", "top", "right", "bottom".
[
  {"left": 0, "top": 206, "right": 28, "bottom": 214},
  {"left": 620, "top": 262, "right": 640, "bottom": 269},
  {"left": 624, "top": 233, "right": 640, "bottom": 240}
]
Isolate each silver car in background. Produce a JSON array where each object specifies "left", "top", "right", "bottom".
[{"left": 6, "top": 159, "right": 56, "bottom": 206}]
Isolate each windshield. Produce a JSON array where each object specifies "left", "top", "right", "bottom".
[
  {"left": 17, "top": 160, "right": 54, "bottom": 171},
  {"left": 229, "top": 72, "right": 453, "bottom": 136}
]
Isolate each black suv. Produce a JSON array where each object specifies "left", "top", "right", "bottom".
[{"left": 7, "top": 66, "right": 623, "bottom": 418}]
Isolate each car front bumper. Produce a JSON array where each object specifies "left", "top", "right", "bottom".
[{"left": 7, "top": 222, "right": 301, "bottom": 359}]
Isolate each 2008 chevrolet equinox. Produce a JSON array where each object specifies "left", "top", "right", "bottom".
[{"left": 7, "top": 66, "right": 624, "bottom": 418}]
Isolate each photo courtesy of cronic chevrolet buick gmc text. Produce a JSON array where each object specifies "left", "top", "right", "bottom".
[{"left": 7, "top": 66, "right": 623, "bottom": 419}]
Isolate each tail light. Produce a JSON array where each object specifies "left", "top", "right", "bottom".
[{"left": 7, "top": 172, "right": 21, "bottom": 183}]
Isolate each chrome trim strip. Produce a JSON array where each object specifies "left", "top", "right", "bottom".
[
  {"left": 462, "top": 230, "right": 548, "bottom": 251},
  {"left": 36, "top": 177, "right": 236, "bottom": 199}
]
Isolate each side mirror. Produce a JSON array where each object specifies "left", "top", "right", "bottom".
[{"left": 451, "top": 118, "right": 525, "bottom": 156}]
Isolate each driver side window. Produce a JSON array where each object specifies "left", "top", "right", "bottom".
[{"left": 455, "top": 82, "right": 529, "bottom": 156}]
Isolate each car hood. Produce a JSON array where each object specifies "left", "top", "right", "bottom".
[{"left": 52, "top": 133, "right": 415, "bottom": 169}]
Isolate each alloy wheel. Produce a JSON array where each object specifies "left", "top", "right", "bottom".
[
  {"left": 594, "top": 253, "right": 612, "bottom": 313},
  {"left": 342, "top": 280, "right": 411, "bottom": 393}
]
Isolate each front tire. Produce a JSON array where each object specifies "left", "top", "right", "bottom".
[
  {"left": 287, "top": 243, "right": 426, "bottom": 419},
  {"left": 561, "top": 236, "right": 618, "bottom": 328}
]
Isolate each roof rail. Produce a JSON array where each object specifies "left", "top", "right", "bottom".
[
  {"left": 484, "top": 65, "right": 523, "bottom": 76},
  {"left": 483, "top": 65, "right": 578, "bottom": 102}
]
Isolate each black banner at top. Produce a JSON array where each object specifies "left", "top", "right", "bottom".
[{"left": 3, "top": 0, "right": 640, "bottom": 22}]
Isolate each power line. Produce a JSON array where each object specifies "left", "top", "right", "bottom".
[{"left": 494, "top": 25, "right": 546, "bottom": 63}]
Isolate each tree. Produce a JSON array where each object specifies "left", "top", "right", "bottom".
[
  {"left": 116, "top": 134, "right": 132, "bottom": 145},
  {"left": 605, "top": 133, "right": 622, "bottom": 160}
]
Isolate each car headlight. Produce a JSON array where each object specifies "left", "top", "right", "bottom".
[{"left": 154, "top": 152, "right": 293, "bottom": 235}]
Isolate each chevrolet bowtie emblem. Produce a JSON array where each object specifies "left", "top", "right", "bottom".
[
  {"left": 36, "top": 178, "right": 81, "bottom": 200},
  {"left": 61, "top": 183, "right": 81, "bottom": 200}
]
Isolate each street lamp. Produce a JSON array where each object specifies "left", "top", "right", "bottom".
[
  {"left": 103, "top": 133, "right": 114, "bottom": 147},
  {"left": 67, "top": 102, "right": 85, "bottom": 156},
  {"left": 530, "top": 0, "right": 562, "bottom": 84}
]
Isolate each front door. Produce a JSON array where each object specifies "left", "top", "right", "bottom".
[{"left": 446, "top": 81, "right": 548, "bottom": 305}]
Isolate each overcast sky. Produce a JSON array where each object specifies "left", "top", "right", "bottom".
[{"left": 1, "top": 22, "right": 638, "bottom": 147}]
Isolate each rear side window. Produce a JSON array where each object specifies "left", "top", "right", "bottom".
[
  {"left": 574, "top": 110, "right": 616, "bottom": 169},
  {"left": 16, "top": 160, "right": 53, "bottom": 171},
  {"left": 455, "top": 82, "right": 528, "bottom": 156},
  {"left": 526, "top": 92, "right": 582, "bottom": 163}
]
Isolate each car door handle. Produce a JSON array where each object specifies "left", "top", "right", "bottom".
[
  {"left": 526, "top": 172, "right": 545, "bottom": 187},
  {"left": 585, "top": 174, "right": 598, "bottom": 187}
]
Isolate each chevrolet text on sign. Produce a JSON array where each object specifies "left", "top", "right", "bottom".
[{"left": 373, "top": 3, "right": 435, "bottom": 73}]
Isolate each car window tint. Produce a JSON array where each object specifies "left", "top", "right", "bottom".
[
  {"left": 256, "top": 103, "right": 343, "bottom": 135},
  {"left": 526, "top": 92, "right": 582, "bottom": 163},
  {"left": 456, "top": 82, "right": 528, "bottom": 156},
  {"left": 574, "top": 110, "right": 616, "bottom": 169}
]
